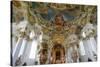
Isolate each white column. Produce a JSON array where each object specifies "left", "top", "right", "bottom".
[
  {"left": 29, "top": 39, "right": 38, "bottom": 60},
  {"left": 18, "top": 38, "right": 29, "bottom": 64},
  {"left": 86, "top": 38, "right": 96, "bottom": 61},
  {"left": 18, "top": 38, "right": 27, "bottom": 57},
  {"left": 22, "top": 37, "right": 31, "bottom": 64},
  {"left": 83, "top": 39, "right": 95, "bottom": 61},
  {"left": 79, "top": 40, "right": 88, "bottom": 62},
  {"left": 67, "top": 47, "right": 73, "bottom": 63},
  {"left": 83, "top": 40, "right": 90, "bottom": 62},
  {"left": 89, "top": 37, "right": 97, "bottom": 55},
  {"left": 12, "top": 37, "right": 23, "bottom": 66},
  {"left": 12, "top": 36, "right": 17, "bottom": 51},
  {"left": 79, "top": 40, "right": 86, "bottom": 56}
]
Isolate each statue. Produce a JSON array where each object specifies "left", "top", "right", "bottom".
[
  {"left": 67, "top": 34, "right": 79, "bottom": 63},
  {"left": 80, "top": 22, "right": 97, "bottom": 62}
]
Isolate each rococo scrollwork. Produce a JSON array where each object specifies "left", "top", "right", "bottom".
[{"left": 11, "top": 1, "right": 97, "bottom": 66}]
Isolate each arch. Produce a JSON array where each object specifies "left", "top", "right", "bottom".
[{"left": 50, "top": 44, "right": 66, "bottom": 64}]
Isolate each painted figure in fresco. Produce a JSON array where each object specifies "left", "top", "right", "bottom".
[{"left": 54, "top": 13, "right": 65, "bottom": 31}]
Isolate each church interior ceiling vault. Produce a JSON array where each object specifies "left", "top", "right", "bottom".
[{"left": 11, "top": 1, "right": 97, "bottom": 65}]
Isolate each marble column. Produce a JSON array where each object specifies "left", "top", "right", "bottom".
[
  {"left": 20, "top": 39, "right": 31, "bottom": 65},
  {"left": 67, "top": 47, "right": 73, "bottom": 63},
  {"left": 83, "top": 39, "right": 96, "bottom": 62},
  {"left": 89, "top": 37, "right": 97, "bottom": 55},
  {"left": 12, "top": 37, "right": 23, "bottom": 66},
  {"left": 79, "top": 40, "right": 88, "bottom": 62}
]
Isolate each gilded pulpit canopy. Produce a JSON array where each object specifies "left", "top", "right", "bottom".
[{"left": 52, "top": 34, "right": 65, "bottom": 44}]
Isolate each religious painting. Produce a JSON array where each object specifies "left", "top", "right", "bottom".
[{"left": 11, "top": 0, "right": 97, "bottom": 66}]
